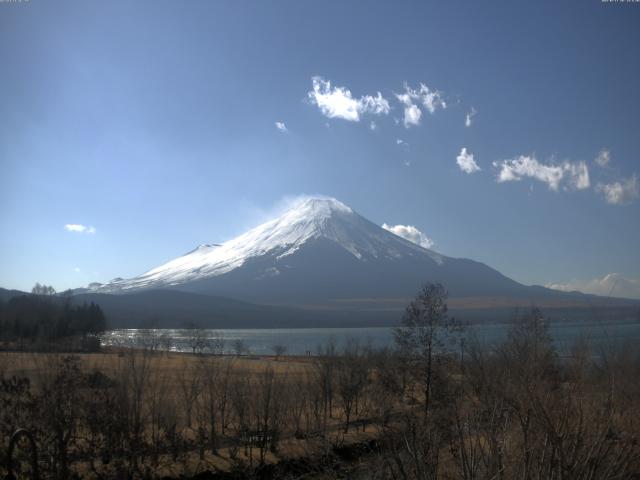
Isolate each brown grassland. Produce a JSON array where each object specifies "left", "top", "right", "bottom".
[{"left": 1, "top": 287, "right": 639, "bottom": 479}]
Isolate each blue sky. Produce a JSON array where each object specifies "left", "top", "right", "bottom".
[{"left": 1, "top": 0, "right": 639, "bottom": 297}]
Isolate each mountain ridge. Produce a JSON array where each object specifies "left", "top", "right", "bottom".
[
  {"left": 2, "top": 287, "right": 637, "bottom": 329},
  {"left": 88, "top": 197, "right": 446, "bottom": 294},
  {"left": 75, "top": 197, "right": 637, "bottom": 314}
]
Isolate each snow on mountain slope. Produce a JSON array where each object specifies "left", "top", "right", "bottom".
[{"left": 92, "top": 197, "right": 445, "bottom": 293}]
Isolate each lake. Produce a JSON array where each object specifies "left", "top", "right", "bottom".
[{"left": 102, "top": 320, "right": 640, "bottom": 356}]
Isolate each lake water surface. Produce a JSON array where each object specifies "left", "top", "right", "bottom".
[{"left": 102, "top": 320, "right": 640, "bottom": 356}]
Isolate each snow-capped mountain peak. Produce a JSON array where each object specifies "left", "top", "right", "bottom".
[
  {"left": 287, "top": 196, "right": 353, "bottom": 216},
  {"left": 90, "top": 196, "right": 442, "bottom": 293},
  {"left": 77, "top": 196, "right": 597, "bottom": 310}
]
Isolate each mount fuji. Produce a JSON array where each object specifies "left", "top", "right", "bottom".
[
  {"left": 65, "top": 196, "right": 640, "bottom": 327},
  {"left": 83, "top": 197, "right": 599, "bottom": 312}
]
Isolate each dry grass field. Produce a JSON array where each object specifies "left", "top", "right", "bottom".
[
  {"left": 1, "top": 350, "right": 314, "bottom": 381},
  {"left": 2, "top": 306, "right": 640, "bottom": 479},
  {"left": 0, "top": 347, "right": 387, "bottom": 479}
]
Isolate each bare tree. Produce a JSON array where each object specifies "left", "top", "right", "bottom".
[
  {"left": 229, "top": 374, "right": 252, "bottom": 462},
  {"left": 252, "top": 366, "right": 285, "bottom": 463},
  {"left": 336, "top": 340, "right": 368, "bottom": 432},
  {"left": 177, "top": 361, "right": 201, "bottom": 430},
  {"left": 136, "top": 328, "right": 161, "bottom": 352},
  {"left": 196, "top": 355, "right": 223, "bottom": 454},
  {"left": 271, "top": 344, "right": 287, "bottom": 360},
  {"left": 159, "top": 331, "right": 173, "bottom": 355},
  {"left": 216, "top": 357, "right": 234, "bottom": 436},
  {"left": 113, "top": 347, "right": 156, "bottom": 476},
  {"left": 31, "top": 283, "right": 56, "bottom": 296},
  {"left": 382, "top": 283, "right": 463, "bottom": 480},
  {"left": 394, "top": 282, "right": 462, "bottom": 419},
  {"left": 32, "top": 354, "right": 83, "bottom": 479},
  {"left": 209, "top": 332, "right": 225, "bottom": 355},
  {"left": 233, "top": 339, "right": 249, "bottom": 356},
  {"left": 371, "top": 347, "right": 405, "bottom": 427},
  {"left": 315, "top": 340, "right": 337, "bottom": 434},
  {"left": 184, "top": 326, "right": 210, "bottom": 355}
]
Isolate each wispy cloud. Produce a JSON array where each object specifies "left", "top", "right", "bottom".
[
  {"left": 382, "top": 223, "right": 434, "bottom": 249},
  {"left": 394, "top": 139, "right": 410, "bottom": 165},
  {"left": 547, "top": 273, "right": 640, "bottom": 300},
  {"left": 565, "top": 161, "right": 590, "bottom": 190},
  {"left": 493, "top": 156, "right": 563, "bottom": 190},
  {"left": 275, "top": 121, "right": 288, "bottom": 132},
  {"left": 456, "top": 147, "right": 481, "bottom": 174},
  {"left": 594, "top": 149, "right": 610, "bottom": 167},
  {"left": 596, "top": 174, "right": 639, "bottom": 205},
  {"left": 492, "top": 155, "right": 590, "bottom": 191},
  {"left": 465, "top": 107, "right": 477, "bottom": 127},
  {"left": 396, "top": 138, "right": 410, "bottom": 149},
  {"left": 307, "top": 76, "right": 390, "bottom": 122},
  {"left": 369, "top": 121, "right": 377, "bottom": 131},
  {"left": 395, "top": 82, "right": 446, "bottom": 128},
  {"left": 64, "top": 224, "right": 96, "bottom": 234}
]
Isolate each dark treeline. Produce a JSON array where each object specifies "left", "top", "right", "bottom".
[
  {"left": 0, "top": 283, "right": 639, "bottom": 479},
  {"left": 0, "top": 284, "right": 107, "bottom": 350}
]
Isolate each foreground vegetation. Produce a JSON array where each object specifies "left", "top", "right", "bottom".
[{"left": 1, "top": 284, "right": 639, "bottom": 479}]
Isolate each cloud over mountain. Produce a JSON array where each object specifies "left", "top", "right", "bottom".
[
  {"left": 547, "top": 273, "right": 640, "bottom": 300},
  {"left": 382, "top": 223, "right": 434, "bottom": 249}
]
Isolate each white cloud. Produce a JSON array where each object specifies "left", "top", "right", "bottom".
[
  {"left": 547, "top": 273, "right": 640, "bottom": 300},
  {"left": 359, "top": 92, "right": 391, "bottom": 115},
  {"left": 418, "top": 85, "right": 447, "bottom": 113},
  {"left": 596, "top": 175, "right": 639, "bottom": 205},
  {"left": 564, "top": 161, "right": 590, "bottom": 190},
  {"left": 307, "top": 76, "right": 390, "bottom": 122},
  {"left": 492, "top": 155, "right": 590, "bottom": 191},
  {"left": 456, "top": 147, "right": 481, "bottom": 174},
  {"left": 395, "top": 82, "right": 446, "bottom": 128},
  {"left": 64, "top": 224, "right": 96, "bottom": 234},
  {"left": 275, "top": 121, "right": 288, "bottom": 132},
  {"left": 402, "top": 104, "right": 422, "bottom": 127},
  {"left": 369, "top": 121, "right": 377, "bottom": 131},
  {"left": 465, "top": 107, "right": 477, "bottom": 127},
  {"left": 594, "top": 149, "right": 610, "bottom": 167},
  {"left": 382, "top": 223, "right": 434, "bottom": 249},
  {"left": 493, "top": 156, "right": 564, "bottom": 190},
  {"left": 74, "top": 267, "right": 81, "bottom": 273}
]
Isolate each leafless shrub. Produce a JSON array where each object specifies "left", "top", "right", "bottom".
[
  {"left": 271, "top": 344, "right": 287, "bottom": 360},
  {"left": 232, "top": 338, "right": 250, "bottom": 356},
  {"left": 336, "top": 339, "right": 369, "bottom": 433},
  {"left": 31, "top": 354, "right": 84, "bottom": 479}
]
